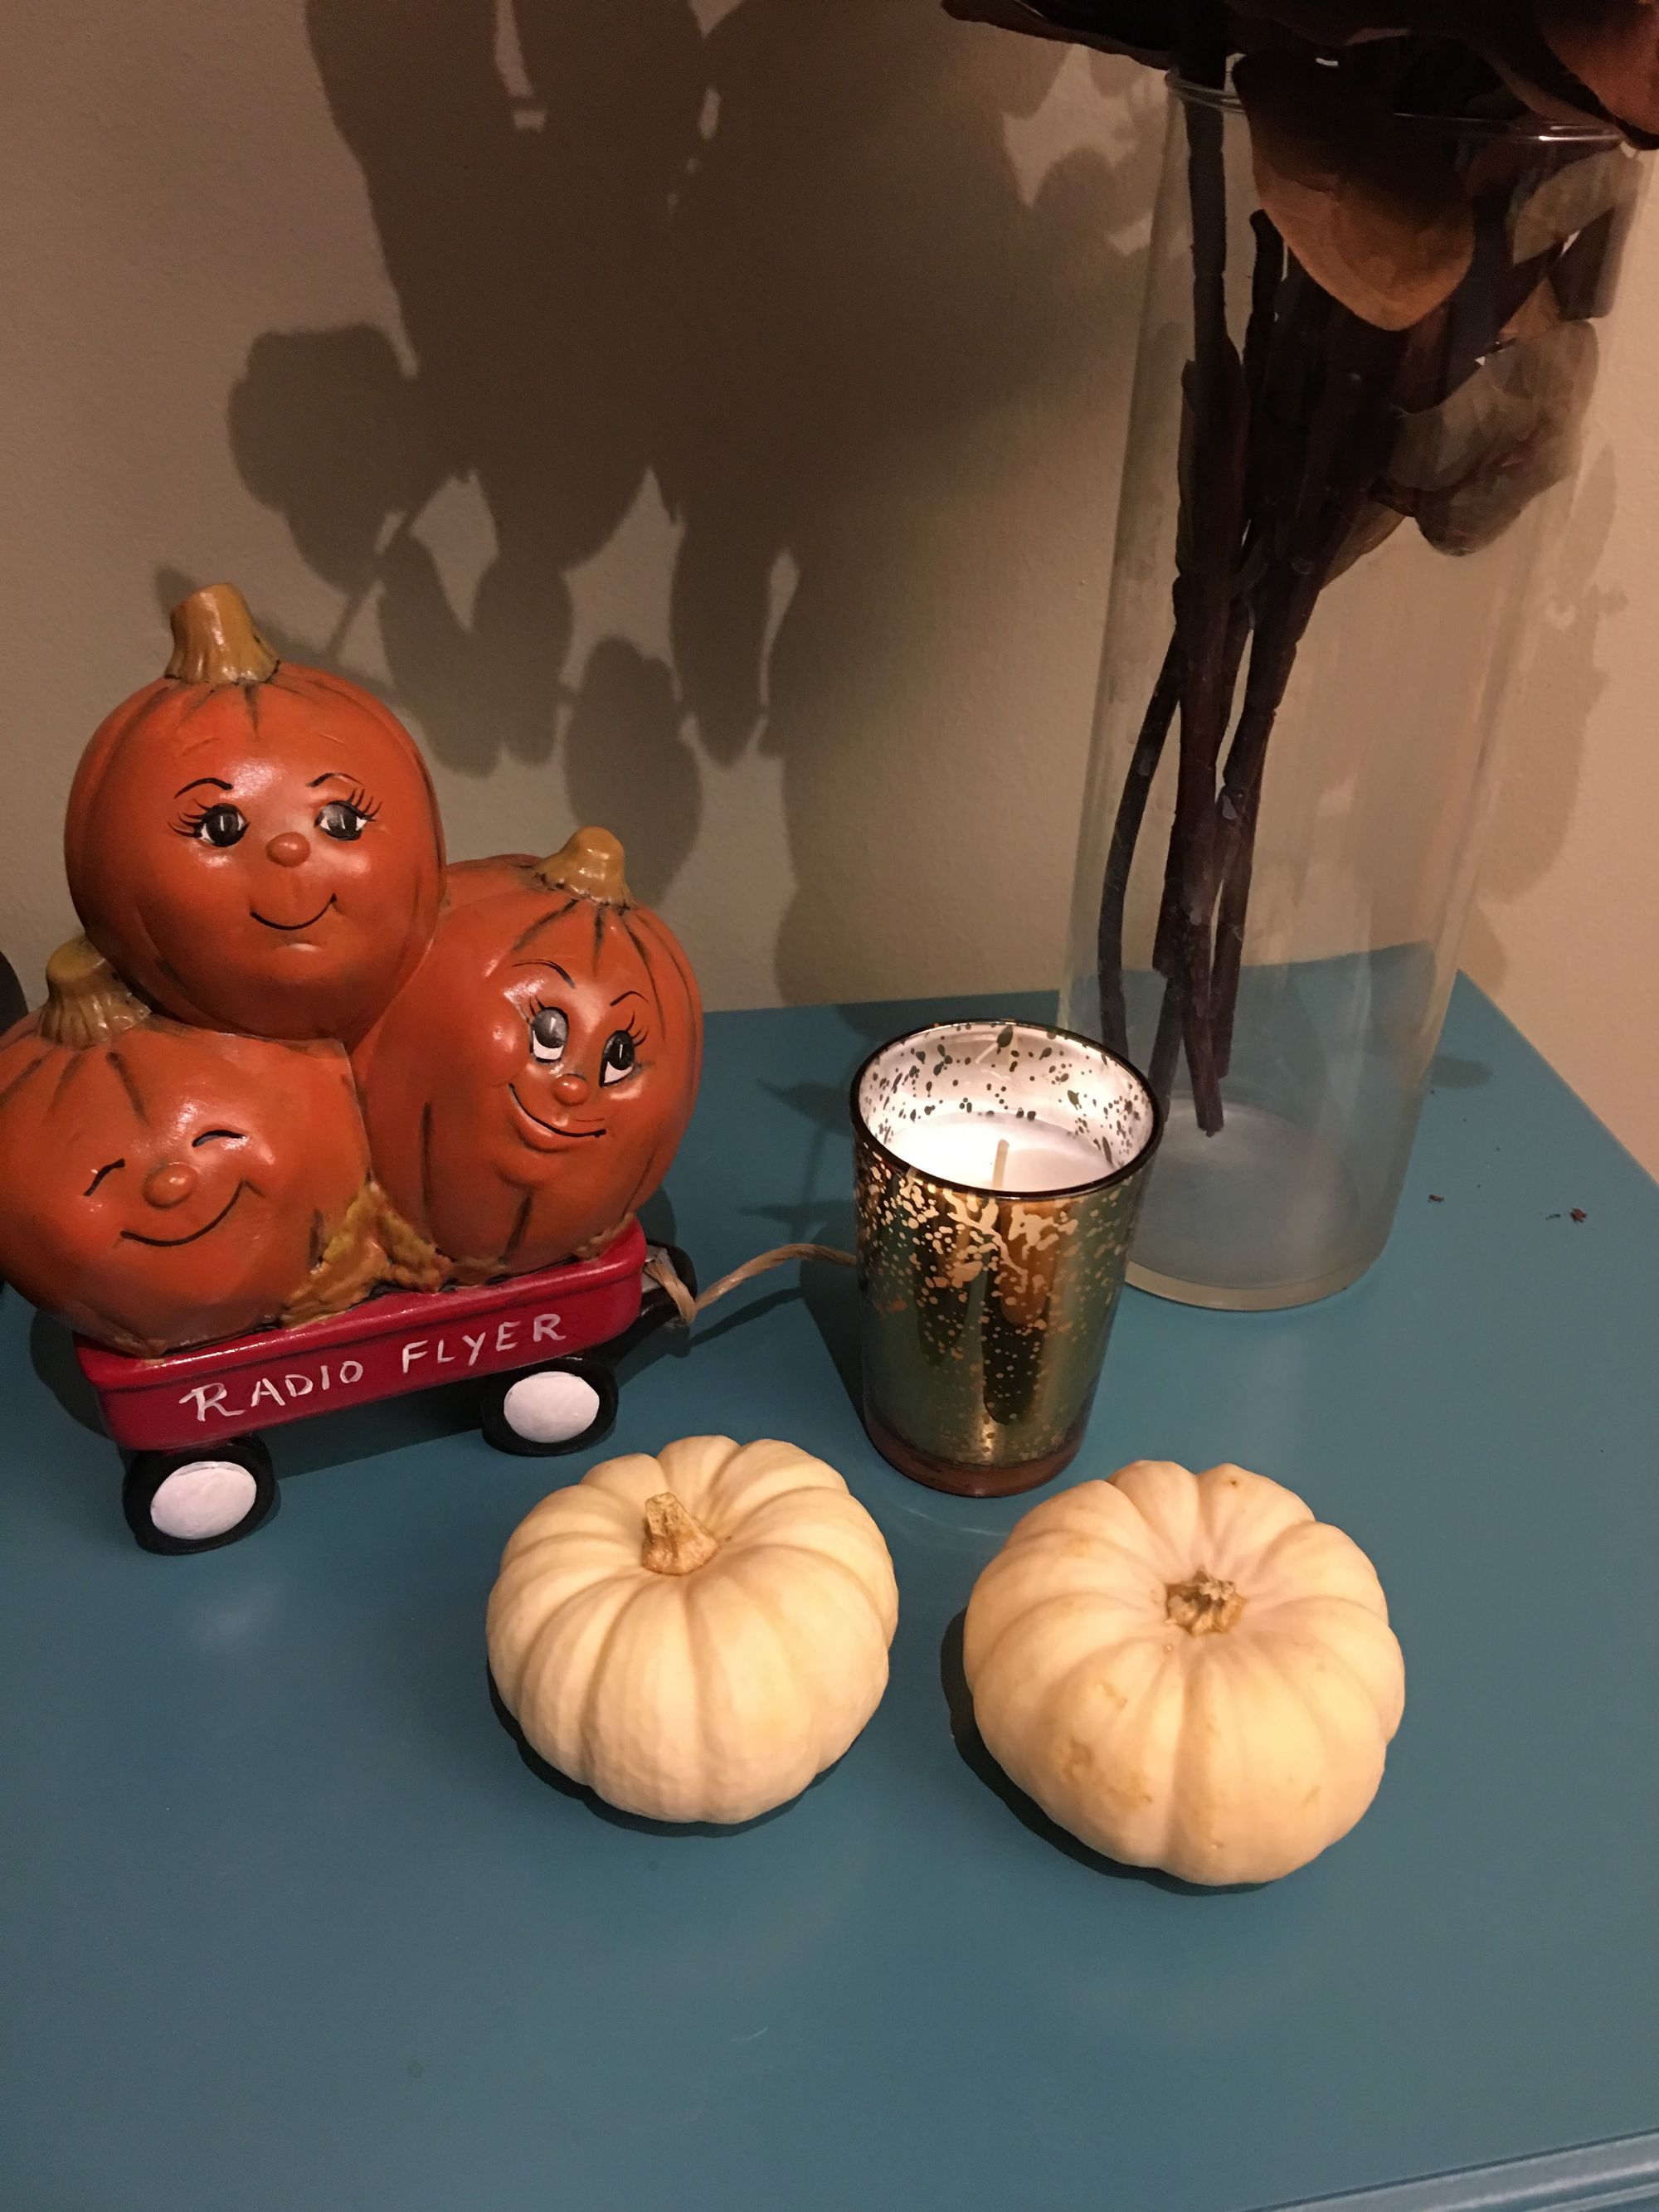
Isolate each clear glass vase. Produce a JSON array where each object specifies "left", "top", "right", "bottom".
[{"left": 1059, "top": 80, "right": 1639, "bottom": 1310}]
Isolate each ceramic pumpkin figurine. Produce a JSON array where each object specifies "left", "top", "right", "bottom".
[
  {"left": 0, "top": 937, "right": 389, "bottom": 1355},
  {"left": 65, "top": 583, "right": 445, "bottom": 1046},
  {"left": 355, "top": 828, "right": 702, "bottom": 1281},
  {"left": 443, "top": 853, "right": 536, "bottom": 908}
]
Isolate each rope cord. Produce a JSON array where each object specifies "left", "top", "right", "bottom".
[{"left": 645, "top": 1242, "right": 855, "bottom": 1327}]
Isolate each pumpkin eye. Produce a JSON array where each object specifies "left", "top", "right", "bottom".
[
  {"left": 192, "top": 804, "right": 247, "bottom": 848},
  {"left": 84, "top": 1158, "right": 124, "bottom": 1197},
  {"left": 317, "top": 800, "right": 368, "bottom": 842},
  {"left": 528, "top": 1007, "right": 569, "bottom": 1063},
  {"left": 192, "top": 1127, "right": 244, "bottom": 1148},
  {"left": 600, "top": 1029, "right": 638, "bottom": 1087}
]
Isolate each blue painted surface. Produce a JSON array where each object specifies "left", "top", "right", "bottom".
[{"left": 2, "top": 980, "right": 1657, "bottom": 2212}]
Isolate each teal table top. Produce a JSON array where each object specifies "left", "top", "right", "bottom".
[{"left": 3, "top": 982, "right": 1658, "bottom": 2212}]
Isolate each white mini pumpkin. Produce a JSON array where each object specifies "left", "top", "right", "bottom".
[
  {"left": 964, "top": 1460, "right": 1405, "bottom": 1884},
  {"left": 488, "top": 1437, "right": 899, "bottom": 1824}
]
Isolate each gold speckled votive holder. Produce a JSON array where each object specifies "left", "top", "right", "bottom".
[{"left": 850, "top": 1019, "right": 1161, "bottom": 1498}]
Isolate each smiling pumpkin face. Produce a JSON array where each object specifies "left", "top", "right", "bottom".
[
  {"left": 0, "top": 940, "right": 377, "bottom": 1355},
  {"left": 66, "top": 584, "right": 445, "bottom": 1046},
  {"left": 355, "top": 829, "right": 702, "bottom": 1279}
]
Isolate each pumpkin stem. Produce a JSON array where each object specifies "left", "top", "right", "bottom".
[
  {"left": 640, "top": 1492, "right": 718, "bottom": 1576},
  {"left": 37, "top": 936, "right": 151, "bottom": 1047},
  {"left": 535, "top": 827, "right": 635, "bottom": 909},
  {"left": 165, "top": 582, "right": 280, "bottom": 687},
  {"left": 1165, "top": 1569, "right": 1245, "bottom": 1637}
]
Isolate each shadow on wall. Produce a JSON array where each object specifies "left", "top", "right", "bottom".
[
  {"left": 219, "top": 0, "right": 1159, "bottom": 989},
  {"left": 1464, "top": 444, "right": 1620, "bottom": 994}
]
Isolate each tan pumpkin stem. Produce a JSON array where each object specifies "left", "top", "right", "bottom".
[
  {"left": 534, "top": 827, "right": 635, "bottom": 909},
  {"left": 165, "top": 582, "right": 280, "bottom": 687},
  {"left": 640, "top": 1492, "right": 718, "bottom": 1576},
  {"left": 1166, "top": 1569, "right": 1246, "bottom": 1636},
  {"left": 37, "top": 936, "right": 150, "bottom": 1047}
]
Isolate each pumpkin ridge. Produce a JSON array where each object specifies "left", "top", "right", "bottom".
[
  {"left": 722, "top": 1475, "right": 865, "bottom": 1522},
  {"left": 0, "top": 1053, "right": 49, "bottom": 1111},
  {"left": 416, "top": 1101, "right": 436, "bottom": 1237},
  {"left": 51, "top": 1055, "right": 88, "bottom": 1110},
  {"left": 283, "top": 668, "right": 444, "bottom": 787},
  {"left": 1204, "top": 1492, "right": 1319, "bottom": 1582},
  {"left": 1005, "top": 1522, "right": 1171, "bottom": 1579},
  {"left": 1248, "top": 1614, "right": 1395, "bottom": 1738},
  {"left": 1034, "top": 1635, "right": 1180, "bottom": 1848},
  {"left": 510, "top": 900, "right": 579, "bottom": 955},
  {"left": 574, "top": 1577, "right": 660, "bottom": 1780},
  {"left": 709, "top": 1475, "right": 847, "bottom": 1533},
  {"left": 503, "top": 1549, "right": 633, "bottom": 1691},
  {"left": 633, "top": 908, "right": 700, "bottom": 1068},
  {"left": 1239, "top": 1583, "right": 1389, "bottom": 1630},
  {"left": 1243, "top": 1600, "right": 1404, "bottom": 1737},
  {"left": 1163, "top": 1635, "right": 1230, "bottom": 1871},
  {"left": 502, "top": 1188, "right": 535, "bottom": 1261},
  {"left": 712, "top": 1551, "right": 825, "bottom": 1749},
  {"left": 510, "top": 1568, "right": 641, "bottom": 1743},
  {"left": 1248, "top": 1521, "right": 1389, "bottom": 1609},
  {"left": 719, "top": 1493, "right": 888, "bottom": 1572},
  {"left": 989, "top": 1600, "right": 1169, "bottom": 1676},
  {"left": 1194, "top": 1464, "right": 1312, "bottom": 1572},
  {"left": 1202, "top": 1634, "right": 1365, "bottom": 1869},
  {"left": 619, "top": 913, "right": 665, "bottom": 1031},
  {"left": 971, "top": 1553, "right": 1161, "bottom": 1641},
  {"left": 170, "top": 687, "right": 224, "bottom": 731},
  {"left": 104, "top": 1049, "right": 149, "bottom": 1125},
  {"left": 730, "top": 1539, "right": 898, "bottom": 1642},
  {"left": 980, "top": 1611, "right": 1167, "bottom": 1753}
]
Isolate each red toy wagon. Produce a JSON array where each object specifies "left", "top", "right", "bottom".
[{"left": 75, "top": 1220, "right": 693, "bottom": 1556}]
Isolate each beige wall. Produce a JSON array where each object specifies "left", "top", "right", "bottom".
[{"left": 1, "top": 1, "right": 1652, "bottom": 1174}]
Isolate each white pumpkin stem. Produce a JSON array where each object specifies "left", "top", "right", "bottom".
[
  {"left": 640, "top": 1492, "right": 719, "bottom": 1576},
  {"left": 1165, "top": 1569, "right": 1245, "bottom": 1636}
]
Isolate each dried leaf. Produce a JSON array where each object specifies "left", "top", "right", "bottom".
[
  {"left": 1476, "top": 2, "right": 1637, "bottom": 135},
  {"left": 1233, "top": 0, "right": 1421, "bottom": 40},
  {"left": 1235, "top": 53, "right": 1477, "bottom": 330},
  {"left": 1538, "top": 0, "right": 1659, "bottom": 136},
  {"left": 1550, "top": 195, "right": 1640, "bottom": 314},
  {"left": 1326, "top": 498, "right": 1406, "bottom": 581},
  {"left": 1389, "top": 318, "right": 1599, "bottom": 552},
  {"left": 941, "top": 0, "right": 1175, "bottom": 63},
  {"left": 1510, "top": 141, "right": 1641, "bottom": 256}
]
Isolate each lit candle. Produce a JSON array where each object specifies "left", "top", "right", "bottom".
[{"left": 851, "top": 1018, "right": 1161, "bottom": 1499}]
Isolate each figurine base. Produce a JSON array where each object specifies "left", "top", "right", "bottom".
[{"left": 861, "top": 1403, "right": 1080, "bottom": 1499}]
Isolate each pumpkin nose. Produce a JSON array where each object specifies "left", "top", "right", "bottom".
[
  {"left": 551, "top": 1073, "right": 590, "bottom": 1106},
  {"left": 266, "top": 831, "right": 311, "bottom": 868},
  {"left": 144, "top": 1160, "right": 198, "bottom": 1210}
]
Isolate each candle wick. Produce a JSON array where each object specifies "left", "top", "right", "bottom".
[{"left": 991, "top": 1136, "right": 1010, "bottom": 1192}]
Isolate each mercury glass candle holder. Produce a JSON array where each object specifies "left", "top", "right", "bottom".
[{"left": 850, "top": 1019, "right": 1160, "bottom": 1498}]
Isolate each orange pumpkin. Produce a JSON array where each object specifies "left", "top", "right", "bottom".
[
  {"left": 66, "top": 583, "right": 445, "bottom": 1047},
  {"left": 444, "top": 853, "right": 536, "bottom": 908},
  {"left": 0, "top": 938, "right": 382, "bottom": 1355},
  {"left": 354, "top": 829, "right": 702, "bottom": 1280}
]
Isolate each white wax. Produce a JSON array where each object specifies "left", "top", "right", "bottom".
[{"left": 886, "top": 1111, "right": 1109, "bottom": 1194}]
